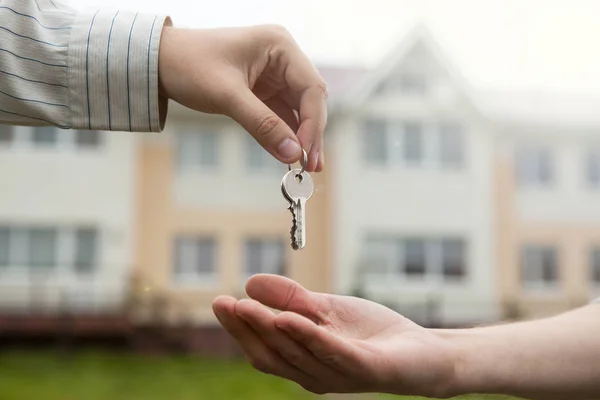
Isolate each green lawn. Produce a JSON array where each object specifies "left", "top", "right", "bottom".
[{"left": 0, "top": 350, "right": 520, "bottom": 400}]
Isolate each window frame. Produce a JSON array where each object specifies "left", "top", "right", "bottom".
[
  {"left": 244, "top": 237, "right": 286, "bottom": 278},
  {"left": 360, "top": 235, "right": 468, "bottom": 285},
  {"left": 0, "top": 225, "right": 100, "bottom": 278},
  {"left": 516, "top": 146, "right": 555, "bottom": 188},
  {"left": 173, "top": 236, "right": 217, "bottom": 285},
  {"left": 245, "top": 135, "right": 285, "bottom": 173},
  {"left": 520, "top": 245, "right": 560, "bottom": 293}
]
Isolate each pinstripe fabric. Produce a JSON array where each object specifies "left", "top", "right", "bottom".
[{"left": 0, "top": 0, "right": 168, "bottom": 132}]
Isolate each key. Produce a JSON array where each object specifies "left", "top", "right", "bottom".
[{"left": 281, "top": 168, "right": 314, "bottom": 250}]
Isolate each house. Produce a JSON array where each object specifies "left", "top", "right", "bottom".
[
  {"left": 0, "top": 124, "right": 135, "bottom": 318},
  {"left": 1, "top": 24, "right": 600, "bottom": 340},
  {"left": 486, "top": 91, "right": 600, "bottom": 319},
  {"left": 320, "top": 27, "right": 498, "bottom": 326}
]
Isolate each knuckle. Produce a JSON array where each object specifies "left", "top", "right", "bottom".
[
  {"left": 261, "top": 24, "right": 292, "bottom": 42},
  {"left": 255, "top": 114, "right": 281, "bottom": 139},
  {"left": 316, "top": 80, "right": 329, "bottom": 99},
  {"left": 249, "top": 358, "right": 271, "bottom": 375},
  {"left": 280, "top": 348, "right": 303, "bottom": 366},
  {"left": 282, "top": 282, "right": 300, "bottom": 310}
]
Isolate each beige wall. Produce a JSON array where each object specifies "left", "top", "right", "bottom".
[
  {"left": 133, "top": 130, "right": 331, "bottom": 325},
  {"left": 496, "top": 154, "right": 600, "bottom": 319}
]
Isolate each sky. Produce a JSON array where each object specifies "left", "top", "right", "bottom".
[{"left": 71, "top": 0, "right": 600, "bottom": 96}]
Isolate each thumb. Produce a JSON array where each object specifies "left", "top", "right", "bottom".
[
  {"left": 223, "top": 88, "right": 303, "bottom": 164},
  {"left": 246, "top": 274, "right": 328, "bottom": 323}
]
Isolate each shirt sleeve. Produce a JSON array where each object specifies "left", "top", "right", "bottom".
[{"left": 0, "top": 0, "right": 171, "bottom": 132}]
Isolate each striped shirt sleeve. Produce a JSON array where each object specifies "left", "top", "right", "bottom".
[{"left": 0, "top": 0, "right": 170, "bottom": 132}]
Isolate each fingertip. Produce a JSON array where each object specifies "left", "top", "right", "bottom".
[
  {"left": 277, "top": 137, "right": 303, "bottom": 164},
  {"left": 213, "top": 295, "right": 236, "bottom": 311}
]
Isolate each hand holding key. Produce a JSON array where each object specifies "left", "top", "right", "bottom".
[
  {"left": 159, "top": 25, "right": 327, "bottom": 172},
  {"left": 282, "top": 150, "right": 314, "bottom": 250}
]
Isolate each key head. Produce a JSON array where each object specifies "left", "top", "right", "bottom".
[{"left": 281, "top": 168, "right": 314, "bottom": 202}]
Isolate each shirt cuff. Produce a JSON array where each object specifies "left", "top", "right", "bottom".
[{"left": 68, "top": 9, "right": 170, "bottom": 132}]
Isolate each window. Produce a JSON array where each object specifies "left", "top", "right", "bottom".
[
  {"left": 176, "top": 130, "right": 219, "bottom": 169},
  {"left": 520, "top": 245, "right": 558, "bottom": 290},
  {"left": 245, "top": 238, "right": 285, "bottom": 277},
  {"left": 361, "top": 236, "right": 467, "bottom": 281},
  {"left": 363, "top": 120, "right": 387, "bottom": 165},
  {"left": 403, "top": 122, "right": 423, "bottom": 163},
  {"left": 586, "top": 150, "right": 600, "bottom": 187},
  {"left": 0, "top": 125, "right": 13, "bottom": 143},
  {"left": 246, "top": 136, "right": 283, "bottom": 172},
  {"left": 32, "top": 126, "right": 57, "bottom": 146},
  {"left": 174, "top": 237, "right": 216, "bottom": 282},
  {"left": 0, "top": 227, "right": 9, "bottom": 267},
  {"left": 403, "top": 239, "right": 426, "bottom": 276},
  {"left": 74, "top": 228, "right": 97, "bottom": 273},
  {"left": 28, "top": 228, "right": 57, "bottom": 268},
  {"left": 590, "top": 247, "right": 600, "bottom": 284},
  {"left": 0, "top": 226, "right": 98, "bottom": 274},
  {"left": 439, "top": 123, "right": 465, "bottom": 168},
  {"left": 76, "top": 130, "right": 100, "bottom": 148},
  {"left": 441, "top": 238, "right": 466, "bottom": 279},
  {"left": 517, "top": 147, "right": 554, "bottom": 186}
]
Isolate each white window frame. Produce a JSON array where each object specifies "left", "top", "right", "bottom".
[
  {"left": 586, "top": 148, "right": 600, "bottom": 188},
  {"left": 0, "top": 224, "right": 101, "bottom": 283},
  {"left": 243, "top": 238, "right": 286, "bottom": 280},
  {"left": 516, "top": 146, "right": 555, "bottom": 188},
  {"left": 360, "top": 236, "right": 467, "bottom": 288},
  {"left": 364, "top": 119, "right": 466, "bottom": 171},
  {"left": 172, "top": 236, "right": 217, "bottom": 286},
  {"left": 244, "top": 135, "right": 285, "bottom": 174},
  {"left": 520, "top": 245, "right": 560, "bottom": 294},
  {"left": 362, "top": 119, "right": 388, "bottom": 166},
  {"left": 438, "top": 122, "right": 466, "bottom": 169},
  {"left": 175, "top": 129, "right": 220, "bottom": 172}
]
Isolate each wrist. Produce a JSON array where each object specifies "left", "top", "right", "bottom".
[
  {"left": 158, "top": 23, "right": 174, "bottom": 100},
  {"left": 157, "top": 20, "right": 174, "bottom": 129},
  {"left": 435, "top": 326, "right": 510, "bottom": 397}
]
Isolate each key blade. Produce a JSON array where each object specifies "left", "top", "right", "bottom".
[
  {"left": 288, "top": 202, "right": 299, "bottom": 250},
  {"left": 293, "top": 198, "right": 307, "bottom": 250}
]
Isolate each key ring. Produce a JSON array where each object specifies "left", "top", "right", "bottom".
[{"left": 288, "top": 148, "right": 308, "bottom": 175}]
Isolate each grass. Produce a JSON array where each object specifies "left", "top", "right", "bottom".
[{"left": 0, "top": 350, "right": 521, "bottom": 400}]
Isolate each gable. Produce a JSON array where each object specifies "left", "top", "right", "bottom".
[
  {"left": 370, "top": 39, "right": 460, "bottom": 103},
  {"left": 341, "top": 26, "right": 483, "bottom": 117}
]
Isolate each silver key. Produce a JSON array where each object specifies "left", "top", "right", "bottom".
[{"left": 281, "top": 168, "right": 314, "bottom": 250}]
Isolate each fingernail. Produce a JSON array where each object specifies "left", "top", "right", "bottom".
[{"left": 277, "top": 138, "right": 301, "bottom": 160}]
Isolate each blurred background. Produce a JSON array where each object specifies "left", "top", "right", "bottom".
[{"left": 1, "top": 0, "right": 600, "bottom": 399}]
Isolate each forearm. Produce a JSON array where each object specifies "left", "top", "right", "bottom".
[
  {"left": 0, "top": 0, "right": 170, "bottom": 131},
  {"left": 443, "top": 304, "right": 600, "bottom": 399}
]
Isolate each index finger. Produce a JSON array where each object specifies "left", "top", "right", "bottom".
[{"left": 283, "top": 48, "right": 328, "bottom": 172}]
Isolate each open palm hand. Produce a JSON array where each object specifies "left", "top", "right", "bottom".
[{"left": 212, "top": 274, "right": 458, "bottom": 397}]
